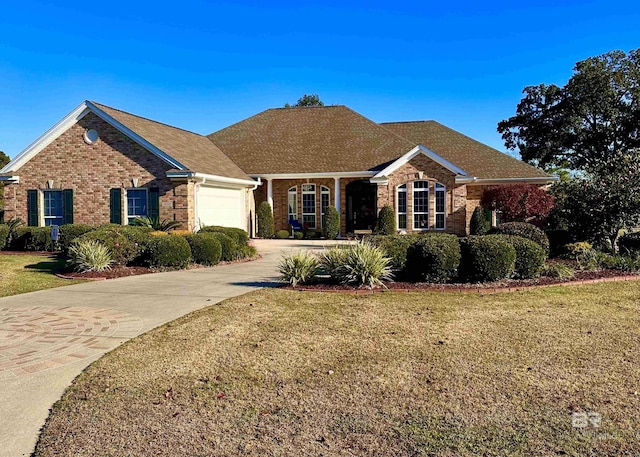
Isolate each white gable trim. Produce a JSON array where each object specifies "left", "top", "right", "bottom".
[
  {"left": 167, "top": 171, "right": 259, "bottom": 188},
  {"left": 372, "top": 145, "right": 470, "bottom": 181},
  {"left": 0, "top": 100, "right": 189, "bottom": 174}
]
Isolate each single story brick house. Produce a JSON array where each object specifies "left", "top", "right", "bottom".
[{"left": 0, "top": 101, "right": 556, "bottom": 236}]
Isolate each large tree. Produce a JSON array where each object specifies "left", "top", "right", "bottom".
[
  {"left": 498, "top": 50, "right": 640, "bottom": 249},
  {"left": 285, "top": 94, "right": 324, "bottom": 108}
]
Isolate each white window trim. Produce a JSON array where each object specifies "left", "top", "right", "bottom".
[
  {"left": 125, "top": 187, "right": 148, "bottom": 225},
  {"left": 302, "top": 183, "right": 317, "bottom": 229},
  {"left": 434, "top": 183, "right": 446, "bottom": 230},
  {"left": 320, "top": 185, "right": 330, "bottom": 227},
  {"left": 396, "top": 184, "right": 407, "bottom": 230},
  {"left": 287, "top": 186, "right": 298, "bottom": 222},
  {"left": 412, "top": 181, "right": 430, "bottom": 230}
]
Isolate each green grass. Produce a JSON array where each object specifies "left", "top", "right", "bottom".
[
  {"left": 0, "top": 255, "right": 82, "bottom": 297},
  {"left": 35, "top": 283, "right": 640, "bottom": 456}
]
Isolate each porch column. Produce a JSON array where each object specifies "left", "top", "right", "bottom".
[
  {"left": 334, "top": 177, "right": 341, "bottom": 214},
  {"left": 266, "top": 178, "right": 274, "bottom": 212}
]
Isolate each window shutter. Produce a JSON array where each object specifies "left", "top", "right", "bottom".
[
  {"left": 63, "top": 189, "right": 74, "bottom": 224},
  {"left": 148, "top": 187, "right": 160, "bottom": 219},
  {"left": 110, "top": 188, "right": 122, "bottom": 224},
  {"left": 27, "top": 189, "right": 38, "bottom": 226}
]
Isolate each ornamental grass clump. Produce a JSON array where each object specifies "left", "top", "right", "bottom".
[
  {"left": 318, "top": 246, "right": 349, "bottom": 281},
  {"left": 336, "top": 241, "right": 394, "bottom": 288},
  {"left": 67, "top": 239, "right": 113, "bottom": 273},
  {"left": 279, "top": 251, "right": 319, "bottom": 287}
]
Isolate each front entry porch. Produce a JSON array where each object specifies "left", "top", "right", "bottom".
[{"left": 345, "top": 180, "right": 377, "bottom": 233}]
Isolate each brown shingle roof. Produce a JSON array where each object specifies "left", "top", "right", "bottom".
[
  {"left": 381, "top": 121, "right": 551, "bottom": 179},
  {"left": 207, "top": 106, "right": 415, "bottom": 174},
  {"left": 92, "top": 102, "right": 252, "bottom": 181}
]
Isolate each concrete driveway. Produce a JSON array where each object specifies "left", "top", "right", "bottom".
[{"left": 0, "top": 239, "right": 337, "bottom": 457}]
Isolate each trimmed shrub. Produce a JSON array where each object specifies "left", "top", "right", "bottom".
[
  {"left": 489, "top": 222, "right": 550, "bottom": 255},
  {"left": 375, "top": 205, "right": 396, "bottom": 235},
  {"left": 199, "top": 226, "right": 249, "bottom": 246},
  {"left": 618, "top": 232, "right": 640, "bottom": 254},
  {"left": 459, "top": 235, "right": 516, "bottom": 282},
  {"left": 541, "top": 262, "right": 575, "bottom": 280},
  {"left": 276, "top": 229, "right": 290, "bottom": 239},
  {"left": 322, "top": 205, "right": 340, "bottom": 240},
  {"left": 239, "top": 245, "right": 258, "bottom": 259},
  {"left": 257, "top": 201, "right": 275, "bottom": 238},
  {"left": 331, "top": 241, "right": 394, "bottom": 287},
  {"left": 546, "top": 229, "right": 573, "bottom": 258},
  {"left": 59, "top": 224, "right": 96, "bottom": 253},
  {"left": 205, "top": 232, "right": 239, "bottom": 261},
  {"left": 405, "top": 233, "right": 461, "bottom": 283},
  {"left": 171, "top": 229, "right": 193, "bottom": 236},
  {"left": 117, "top": 225, "right": 154, "bottom": 246},
  {"left": 563, "top": 241, "right": 598, "bottom": 270},
  {"left": 77, "top": 229, "right": 138, "bottom": 265},
  {"left": 304, "top": 230, "right": 321, "bottom": 239},
  {"left": 595, "top": 252, "right": 640, "bottom": 272},
  {"left": 11, "top": 227, "right": 53, "bottom": 251},
  {"left": 293, "top": 231, "right": 304, "bottom": 240},
  {"left": 501, "top": 235, "right": 546, "bottom": 279},
  {"left": 0, "top": 224, "right": 8, "bottom": 250},
  {"left": 184, "top": 233, "right": 222, "bottom": 266},
  {"left": 279, "top": 251, "right": 319, "bottom": 286},
  {"left": 67, "top": 239, "right": 113, "bottom": 272},
  {"left": 470, "top": 206, "right": 491, "bottom": 235},
  {"left": 368, "top": 234, "right": 420, "bottom": 274},
  {"left": 144, "top": 235, "right": 191, "bottom": 268}
]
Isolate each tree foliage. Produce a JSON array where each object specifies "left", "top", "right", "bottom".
[
  {"left": 480, "top": 183, "right": 554, "bottom": 223},
  {"left": 256, "top": 201, "right": 274, "bottom": 238},
  {"left": 285, "top": 94, "right": 324, "bottom": 107},
  {"left": 0, "top": 151, "right": 9, "bottom": 219},
  {"left": 498, "top": 49, "right": 640, "bottom": 172}
]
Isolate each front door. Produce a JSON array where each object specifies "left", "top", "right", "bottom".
[{"left": 346, "top": 180, "right": 377, "bottom": 233}]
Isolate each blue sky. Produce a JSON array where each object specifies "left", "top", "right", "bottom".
[{"left": 1, "top": 0, "right": 639, "bottom": 160}]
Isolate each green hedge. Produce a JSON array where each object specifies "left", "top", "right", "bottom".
[
  {"left": 184, "top": 233, "right": 222, "bottom": 266},
  {"left": 323, "top": 206, "right": 340, "bottom": 240},
  {"left": 256, "top": 202, "right": 274, "bottom": 238},
  {"left": 0, "top": 224, "right": 9, "bottom": 250},
  {"left": 469, "top": 206, "right": 491, "bottom": 235},
  {"left": 460, "top": 235, "right": 516, "bottom": 282},
  {"left": 405, "top": 233, "right": 461, "bottom": 283},
  {"left": 144, "top": 235, "right": 191, "bottom": 268},
  {"left": 375, "top": 205, "right": 396, "bottom": 235},
  {"left": 11, "top": 227, "right": 53, "bottom": 251},
  {"left": 276, "top": 229, "right": 290, "bottom": 239},
  {"left": 59, "top": 224, "right": 96, "bottom": 253},
  {"left": 205, "top": 232, "right": 239, "bottom": 261},
  {"left": 77, "top": 229, "right": 138, "bottom": 265},
  {"left": 368, "top": 234, "right": 419, "bottom": 274},
  {"left": 489, "top": 222, "right": 550, "bottom": 255},
  {"left": 199, "top": 226, "right": 249, "bottom": 246},
  {"left": 502, "top": 235, "right": 546, "bottom": 279}
]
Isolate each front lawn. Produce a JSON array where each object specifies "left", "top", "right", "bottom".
[
  {"left": 36, "top": 284, "right": 640, "bottom": 456},
  {"left": 0, "top": 254, "right": 82, "bottom": 297}
]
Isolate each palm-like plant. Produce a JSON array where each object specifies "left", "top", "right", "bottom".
[{"left": 130, "top": 216, "right": 181, "bottom": 232}]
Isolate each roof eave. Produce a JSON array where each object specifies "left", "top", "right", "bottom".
[
  {"left": 166, "top": 171, "right": 259, "bottom": 188},
  {"left": 373, "top": 144, "right": 470, "bottom": 180},
  {"left": 457, "top": 176, "right": 559, "bottom": 185}
]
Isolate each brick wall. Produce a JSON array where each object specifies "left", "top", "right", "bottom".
[{"left": 2, "top": 113, "right": 194, "bottom": 229}]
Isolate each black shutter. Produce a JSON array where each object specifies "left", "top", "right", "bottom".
[
  {"left": 148, "top": 187, "right": 160, "bottom": 219},
  {"left": 62, "top": 189, "right": 74, "bottom": 224},
  {"left": 110, "top": 188, "right": 122, "bottom": 224},
  {"left": 27, "top": 189, "right": 38, "bottom": 226}
]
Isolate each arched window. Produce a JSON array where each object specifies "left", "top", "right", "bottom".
[
  {"left": 321, "top": 186, "right": 330, "bottom": 227},
  {"left": 435, "top": 182, "right": 446, "bottom": 230},
  {"left": 397, "top": 184, "right": 407, "bottom": 230},
  {"left": 302, "top": 183, "right": 316, "bottom": 228},
  {"left": 288, "top": 187, "right": 297, "bottom": 222},
  {"left": 413, "top": 181, "right": 429, "bottom": 229}
]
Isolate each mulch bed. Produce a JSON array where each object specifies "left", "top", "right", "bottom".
[
  {"left": 284, "top": 268, "right": 640, "bottom": 294},
  {"left": 56, "top": 266, "right": 155, "bottom": 280}
]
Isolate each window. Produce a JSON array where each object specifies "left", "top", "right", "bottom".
[
  {"left": 288, "top": 187, "right": 298, "bottom": 221},
  {"left": 43, "top": 190, "right": 63, "bottom": 226},
  {"left": 127, "top": 188, "right": 148, "bottom": 224},
  {"left": 435, "top": 183, "right": 446, "bottom": 230},
  {"left": 302, "top": 184, "right": 316, "bottom": 228},
  {"left": 413, "top": 181, "right": 429, "bottom": 229},
  {"left": 397, "top": 184, "right": 407, "bottom": 230},
  {"left": 321, "top": 186, "right": 330, "bottom": 227}
]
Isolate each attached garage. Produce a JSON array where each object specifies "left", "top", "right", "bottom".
[{"left": 196, "top": 185, "right": 246, "bottom": 230}]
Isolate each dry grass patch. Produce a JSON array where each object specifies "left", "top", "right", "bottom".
[{"left": 35, "top": 284, "right": 640, "bottom": 456}]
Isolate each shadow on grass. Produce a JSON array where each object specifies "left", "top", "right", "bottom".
[{"left": 24, "top": 259, "right": 65, "bottom": 272}]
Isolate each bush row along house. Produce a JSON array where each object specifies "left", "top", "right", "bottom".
[{"left": 0, "top": 101, "right": 556, "bottom": 236}]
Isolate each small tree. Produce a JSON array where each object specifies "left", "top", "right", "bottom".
[
  {"left": 480, "top": 183, "right": 554, "bottom": 224},
  {"left": 284, "top": 94, "right": 324, "bottom": 107},
  {"left": 469, "top": 206, "right": 491, "bottom": 235},
  {"left": 323, "top": 205, "right": 340, "bottom": 239},
  {"left": 375, "top": 205, "right": 396, "bottom": 235},
  {"left": 256, "top": 201, "right": 274, "bottom": 238}
]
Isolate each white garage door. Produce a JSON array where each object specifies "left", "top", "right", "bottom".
[{"left": 197, "top": 186, "right": 245, "bottom": 230}]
